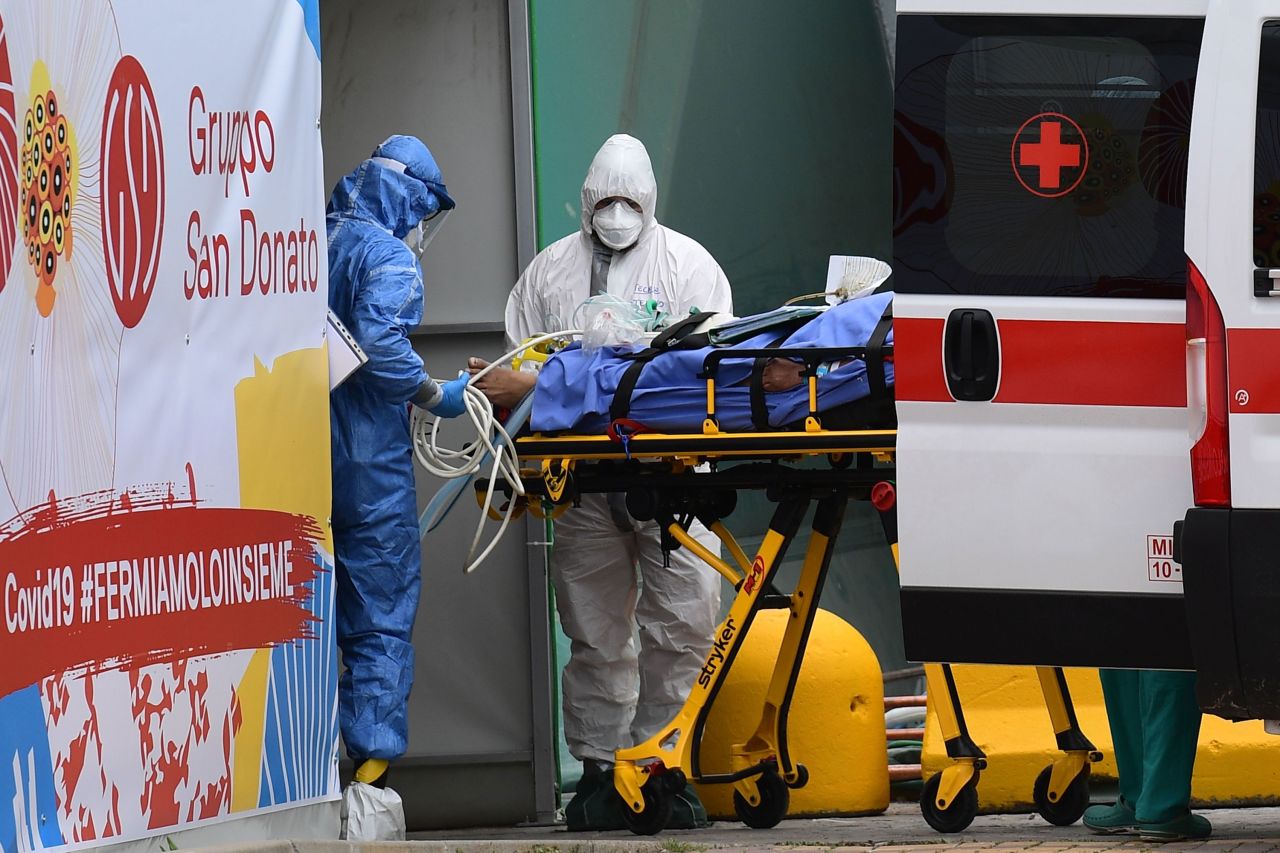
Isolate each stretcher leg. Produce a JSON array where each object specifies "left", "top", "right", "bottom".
[
  {"left": 873, "top": 482, "right": 983, "bottom": 833},
  {"left": 1031, "top": 665, "right": 1101, "bottom": 826},
  {"left": 919, "top": 662, "right": 986, "bottom": 832},
  {"left": 726, "top": 492, "right": 848, "bottom": 828},
  {"left": 612, "top": 498, "right": 809, "bottom": 835}
]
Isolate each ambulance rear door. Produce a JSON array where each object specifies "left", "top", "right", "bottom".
[
  {"left": 1178, "top": 0, "right": 1280, "bottom": 719},
  {"left": 893, "top": 2, "right": 1205, "bottom": 668}
]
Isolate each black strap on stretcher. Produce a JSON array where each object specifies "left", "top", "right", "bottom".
[
  {"left": 866, "top": 301, "right": 893, "bottom": 400},
  {"left": 610, "top": 299, "right": 895, "bottom": 425},
  {"left": 609, "top": 312, "right": 717, "bottom": 421},
  {"left": 748, "top": 329, "right": 803, "bottom": 431}
]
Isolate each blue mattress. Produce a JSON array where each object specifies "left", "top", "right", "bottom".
[{"left": 530, "top": 292, "right": 894, "bottom": 433}]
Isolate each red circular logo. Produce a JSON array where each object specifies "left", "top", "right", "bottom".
[
  {"left": 1010, "top": 112, "right": 1089, "bottom": 199},
  {"left": 101, "top": 54, "right": 164, "bottom": 329},
  {"left": 0, "top": 15, "right": 17, "bottom": 292}
]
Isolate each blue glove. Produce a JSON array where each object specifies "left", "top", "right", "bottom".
[{"left": 429, "top": 376, "right": 469, "bottom": 419}]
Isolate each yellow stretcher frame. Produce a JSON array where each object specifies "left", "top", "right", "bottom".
[
  {"left": 493, "top": 333, "right": 1096, "bottom": 835},
  {"left": 507, "top": 426, "right": 891, "bottom": 834},
  {"left": 491, "top": 423, "right": 1103, "bottom": 836}
]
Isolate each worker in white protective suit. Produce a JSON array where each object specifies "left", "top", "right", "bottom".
[{"left": 470, "top": 134, "right": 732, "bottom": 831}]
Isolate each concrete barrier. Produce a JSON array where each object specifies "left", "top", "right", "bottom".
[{"left": 922, "top": 664, "right": 1280, "bottom": 813}]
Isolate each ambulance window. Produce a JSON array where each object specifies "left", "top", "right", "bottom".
[
  {"left": 894, "top": 16, "right": 1203, "bottom": 299},
  {"left": 1254, "top": 22, "right": 1280, "bottom": 268}
]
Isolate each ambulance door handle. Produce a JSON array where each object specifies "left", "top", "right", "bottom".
[
  {"left": 944, "top": 308, "right": 999, "bottom": 402},
  {"left": 1253, "top": 268, "right": 1280, "bottom": 297},
  {"left": 958, "top": 312, "right": 974, "bottom": 378}
]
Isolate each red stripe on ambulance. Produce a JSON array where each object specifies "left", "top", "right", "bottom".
[
  {"left": 894, "top": 317, "right": 950, "bottom": 402},
  {"left": 895, "top": 317, "right": 1185, "bottom": 407},
  {"left": 995, "top": 320, "right": 1186, "bottom": 407}
]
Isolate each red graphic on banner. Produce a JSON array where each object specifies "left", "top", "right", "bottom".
[
  {"left": 0, "top": 484, "right": 323, "bottom": 700},
  {"left": 0, "top": 14, "right": 17, "bottom": 291},
  {"left": 42, "top": 658, "right": 241, "bottom": 840},
  {"left": 1011, "top": 112, "right": 1089, "bottom": 198},
  {"left": 101, "top": 54, "right": 164, "bottom": 329}
]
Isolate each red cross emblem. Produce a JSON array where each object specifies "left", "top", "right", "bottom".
[{"left": 1011, "top": 112, "right": 1089, "bottom": 198}]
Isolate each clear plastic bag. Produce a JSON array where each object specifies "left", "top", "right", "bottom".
[
  {"left": 575, "top": 294, "right": 649, "bottom": 353},
  {"left": 340, "top": 781, "right": 406, "bottom": 841}
]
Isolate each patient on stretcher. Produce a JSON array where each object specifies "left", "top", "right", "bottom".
[{"left": 529, "top": 291, "right": 894, "bottom": 434}]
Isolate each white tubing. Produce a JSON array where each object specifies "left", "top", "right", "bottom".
[{"left": 412, "top": 330, "right": 581, "bottom": 573}]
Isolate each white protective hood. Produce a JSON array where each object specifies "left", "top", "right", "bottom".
[
  {"left": 579, "top": 134, "right": 658, "bottom": 243},
  {"left": 505, "top": 134, "right": 732, "bottom": 347}
]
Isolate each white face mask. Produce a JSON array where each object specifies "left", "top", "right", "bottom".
[{"left": 592, "top": 200, "right": 644, "bottom": 250}]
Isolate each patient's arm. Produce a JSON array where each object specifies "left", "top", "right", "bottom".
[
  {"left": 468, "top": 358, "right": 537, "bottom": 408},
  {"left": 761, "top": 358, "right": 805, "bottom": 392}
]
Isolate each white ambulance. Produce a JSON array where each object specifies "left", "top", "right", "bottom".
[{"left": 894, "top": 0, "right": 1278, "bottom": 720}]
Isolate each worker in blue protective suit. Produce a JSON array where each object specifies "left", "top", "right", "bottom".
[{"left": 327, "top": 135, "right": 469, "bottom": 794}]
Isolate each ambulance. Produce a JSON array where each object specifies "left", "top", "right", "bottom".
[{"left": 893, "top": 0, "right": 1280, "bottom": 720}]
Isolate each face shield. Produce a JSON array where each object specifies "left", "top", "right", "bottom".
[{"left": 404, "top": 208, "right": 451, "bottom": 262}]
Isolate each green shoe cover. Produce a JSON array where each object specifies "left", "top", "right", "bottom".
[
  {"left": 1139, "top": 812, "right": 1212, "bottom": 841},
  {"left": 565, "top": 768, "right": 626, "bottom": 832},
  {"left": 666, "top": 782, "right": 711, "bottom": 830},
  {"left": 1083, "top": 798, "right": 1136, "bottom": 834}
]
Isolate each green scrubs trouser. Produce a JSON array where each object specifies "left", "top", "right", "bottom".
[{"left": 1098, "top": 669, "right": 1201, "bottom": 824}]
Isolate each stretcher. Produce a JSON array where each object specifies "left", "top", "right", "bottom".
[{"left": 477, "top": 338, "right": 1100, "bottom": 836}]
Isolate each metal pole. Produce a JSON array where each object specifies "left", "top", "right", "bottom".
[{"left": 508, "top": 0, "right": 558, "bottom": 825}]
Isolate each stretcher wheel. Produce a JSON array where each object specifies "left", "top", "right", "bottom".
[
  {"left": 786, "top": 763, "right": 810, "bottom": 789},
  {"left": 920, "top": 771, "right": 978, "bottom": 834},
  {"left": 621, "top": 777, "right": 675, "bottom": 836},
  {"left": 734, "top": 769, "right": 790, "bottom": 829},
  {"left": 1032, "top": 765, "right": 1090, "bottom": 827}
]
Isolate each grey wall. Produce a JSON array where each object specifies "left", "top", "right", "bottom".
[
  {"left": 321, "top": 0, "right": 518, "bottom": 326},
  {"left": 320, "top": 0, "right": 552, "bottom": 829}
]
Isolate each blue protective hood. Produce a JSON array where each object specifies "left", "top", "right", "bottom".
[
  {"left": 373, "top": 134, "right": 456, "bottom": 211},
  {"left": 327, "top": 162, "right": 439, "bottom": 239}
]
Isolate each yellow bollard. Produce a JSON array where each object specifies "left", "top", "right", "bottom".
[{"left": 693, "top": 608, "right": 890, "bottom": 818}]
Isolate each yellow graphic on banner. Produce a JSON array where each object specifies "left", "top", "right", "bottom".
[
  {"left": 231, "top": 345, "right": 333, "bottom": 809},
  {"left": 234, "top": 345, "right": 333, "bottom": 552},
  {"left": 230, "top": 648, "right": 272, "bottom": 812}
]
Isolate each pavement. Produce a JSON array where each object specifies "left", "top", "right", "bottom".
[
  {"left": 195, "top": 803, "right": 1280, "bottom": 852},
  {"left": 396, "top": 803, "right": 1280, "bottom": 852}
]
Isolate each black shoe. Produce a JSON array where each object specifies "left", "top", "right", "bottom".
[
  {"left": 667, "top": 781, "right": 711, "bottom": 829},
  {"left": 565, "top": 761, "right": 627, "bottom": 832}
]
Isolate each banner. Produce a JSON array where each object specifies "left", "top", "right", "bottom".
[{"left": 0, "top": 2, "right": 336, "bottom": 850}]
